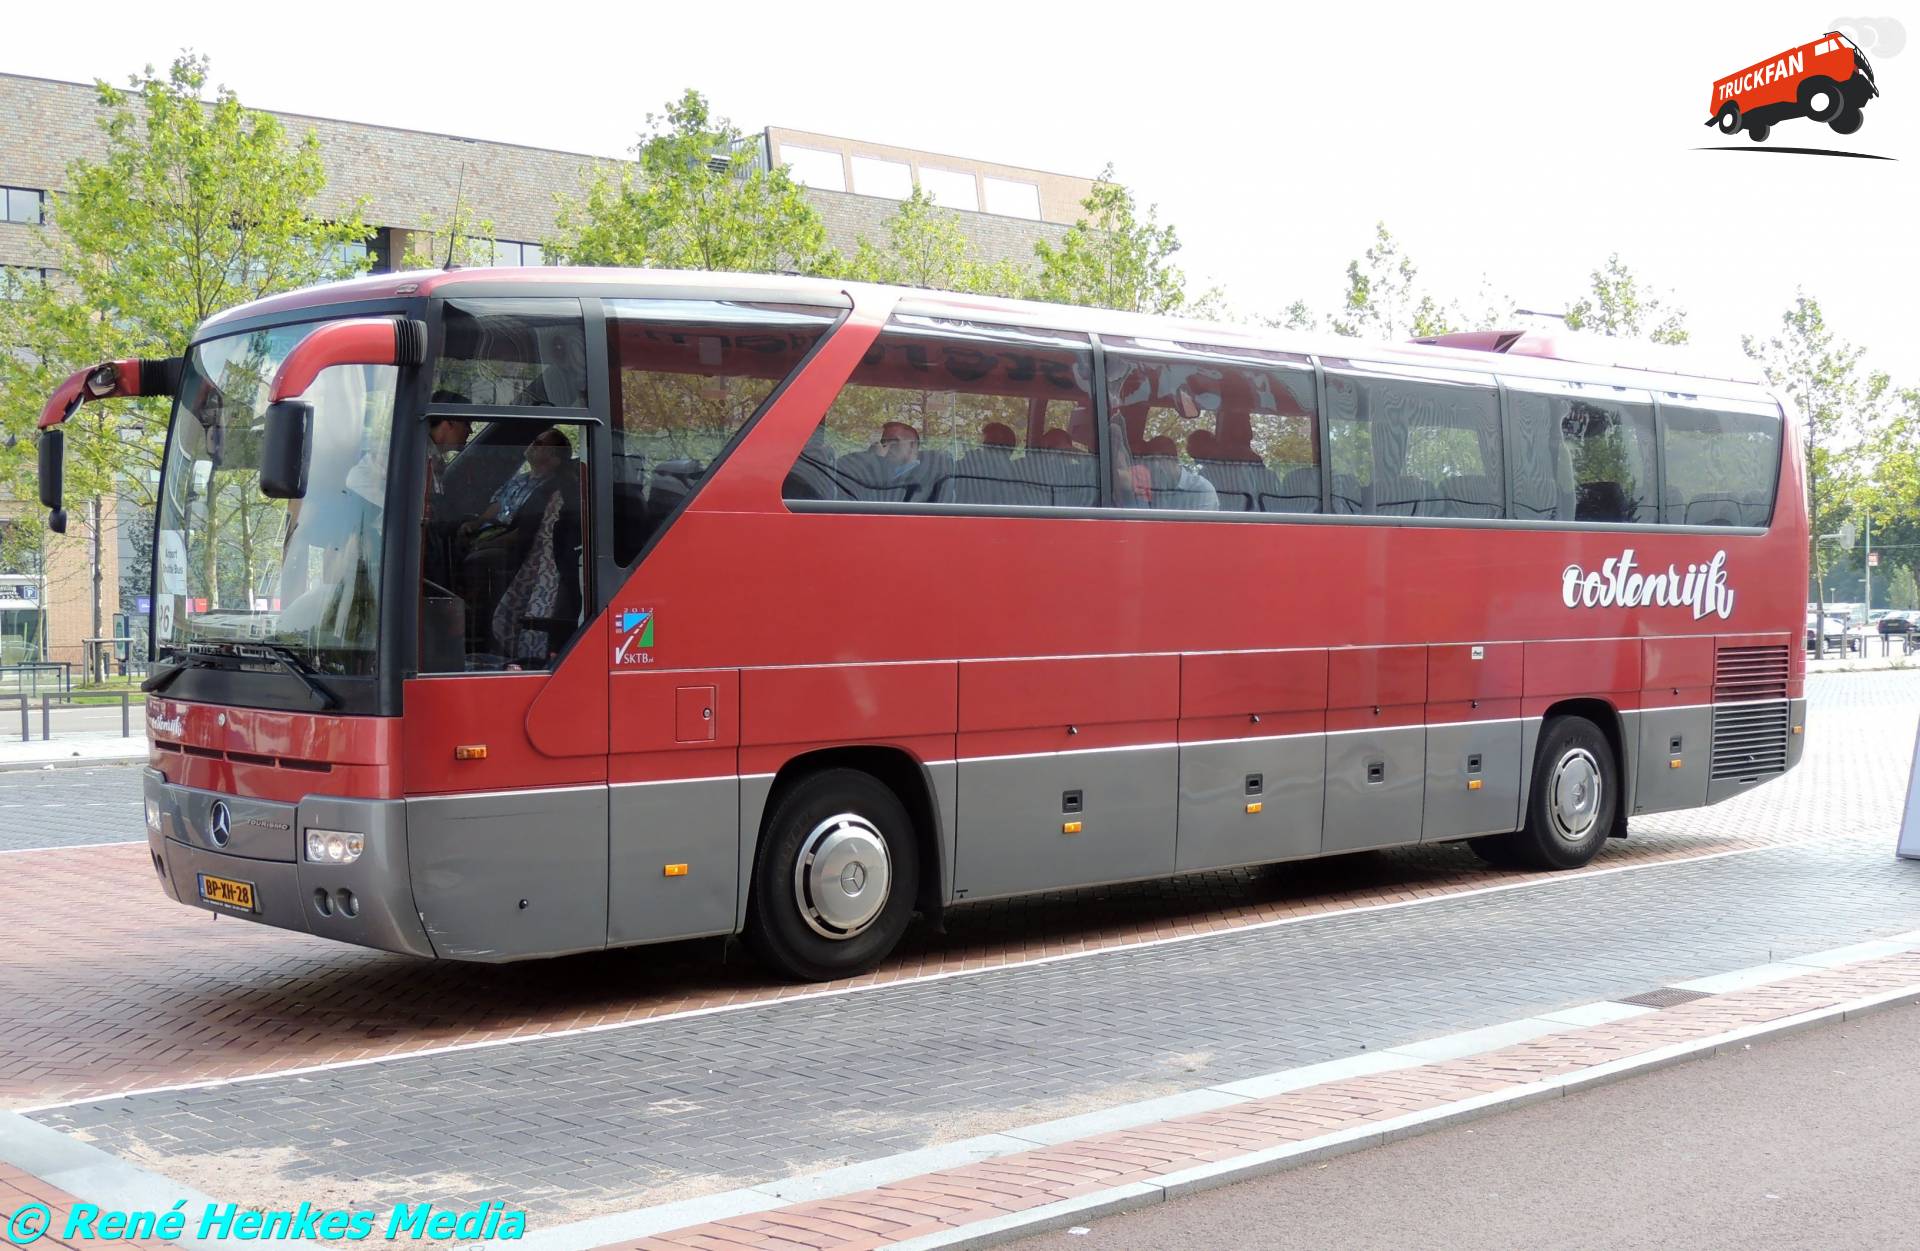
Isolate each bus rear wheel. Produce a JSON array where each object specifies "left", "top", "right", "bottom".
[
  {"left": 747, "top": 768, "right": 920, "bottom": 982},
  {"left": 1799, "top": 77, "right": 1844, "bottom": 122},
  {"left": 1469, "top": 716, "right": 1618, "bottom": 871},
  {"left": 1830, "top": 108, "right": 1865, "bottom": 135},
  {"left": 1746, "top": 122, "right": 1771, "bottom": 142}
]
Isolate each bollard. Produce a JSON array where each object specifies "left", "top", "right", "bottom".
[
  {"left": 40, "top": 695, "right": 50, "bottom": 742},
  {"left": 15, "top": 696, "right": 24, "bottom": 744},
  {"left": 121, "top": 691, "right": 131, "bottom": 738}
]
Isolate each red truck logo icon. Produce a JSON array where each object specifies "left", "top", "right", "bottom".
[{"left": 1708, "top": 32, "right": 1880, "bottom": 141}]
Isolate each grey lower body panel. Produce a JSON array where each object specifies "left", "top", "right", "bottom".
[
  {"left": 954, "top": 747, "right": 1177, "bottom": 901},
  {"left": 1422, "top": 720, "right": 1523, "bottom": 842},
  {"left": 1707, "top": 698, "right": 1796, "bottom": 805},
  {"left": 1633, "top": 706, "right": 1712, "bottom": 814},
  {"left": 1322, "top": 727, "right": 1426, "bottom": 853},
  {"left": 1175, "top": 736, "right": 1324, "bottom": 872},
  {"left": 407, "top": 786, "right": 609, "bottom": 962},
  {"left": 143, "top": 769, "right": 432, "bottom": 958},
  {"left": 609, "top": 777, "right": 739, "bottom": 947}
]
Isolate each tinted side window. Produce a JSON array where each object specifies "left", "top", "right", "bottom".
[
  {"left": 1105, "top": 342, "right": 1320, "bottom": 514},
  {"left": 435, "top": 298, "right": 589, "bottom": 407},
  {"left": 784, "top": 318, "right": 1095, "bottom": 508},
  {"left": 608, "top": 300, "right": 837, "bottom": 564},
  {"left": 1324, "top": 366, "right": 1503, "bottom": 518},
  {"left": 1660, "top": 400, "right": 1782, "bottom": 526},
  {"left": 1507, "top": 382, "right": 1658, "bottom": 524}
]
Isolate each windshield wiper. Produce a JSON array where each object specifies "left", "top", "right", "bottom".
[
  {"left": 249, "top": 643, "right": 343, "bottom": 711},
  {"left": 141, "top": 642, "right": 342, "bottom": 711}
]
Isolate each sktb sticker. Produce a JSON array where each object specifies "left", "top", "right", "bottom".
[{"left": 614, "top": 609, "right": 655, "bottom": 665}]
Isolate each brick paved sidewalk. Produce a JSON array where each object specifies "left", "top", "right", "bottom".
[{"left": 603, "top": 950, "right": 1920, "bottom": 1251}]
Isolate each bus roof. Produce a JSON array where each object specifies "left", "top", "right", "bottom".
[{"left": 198, "top": 266, "right": 1774, "bottom": 402}]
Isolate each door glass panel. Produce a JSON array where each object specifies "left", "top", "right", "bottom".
[{"left": 420, "top": 418, "right": 591, "bottom": 672}]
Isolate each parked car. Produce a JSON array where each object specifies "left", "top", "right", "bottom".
[
  {"left": 1807, "top": 613, "right": 1853, "bottom": 652},
  {"left": 1880, "top": 611, "right": 1917, "bottom": 636}
]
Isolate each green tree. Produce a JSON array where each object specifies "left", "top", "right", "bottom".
[
  {"left": 547, "top": 89, "right": 836, "bottom": 275},
  {"left": 1886, "top": 563, "right": 1919, "bottom": 612},
  {"left": 1564, "top": 253, "right": 1690, "bottom": 344},
  {"left": 1032, "top": 166, "right": 1188, "bottom": 315},
  {"left": 842, "top": 187, "right": 1028, "bottom": 296},
  {"left": 1742, "top": 292, "right": 1890, "bottom": 624},
  {"left": 0, "top": 53, "right": 368, "bottom": 639},
  {"left": 1329, "top": 222, "right": 1455, "bottom": 340}
]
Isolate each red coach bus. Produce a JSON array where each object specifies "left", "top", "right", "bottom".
[
  {"left": 36, "top": 270, "right": 1808, "bottom": 981},
  {"left": 1707, "top": 31, "right": 1879, "bottom": 141}
]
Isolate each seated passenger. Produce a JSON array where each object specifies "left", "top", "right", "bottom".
[
  {"left": 459, "top": 429, "right": 579, "bottom": 658},
  {"left": 949, "top": 422, "right": 1045, "bottom": 506},
  {"left": 839, "top": 421, "right": 949, "bottom": 502},
  {"left": 1025, "top": 428, "right": 1097, "bottom": 506},
  {"left": 1140, "top": 435, "right": 1218, "bottom": 510}
]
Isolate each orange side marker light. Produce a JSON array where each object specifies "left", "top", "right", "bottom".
[
  {"left": 663, "top": 863, "right": 689, "bottom": 877},
  {"left": 454, "top": 744, "right": 487, "bottom": 761},
  {"left": 1063, "top": 821, "right": 1083, "bottom": 835}
]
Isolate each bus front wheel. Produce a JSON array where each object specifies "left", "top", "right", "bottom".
[
  {"left": 1831, "top": 108, "right": 1865, "bottom": 135},
  {"left": 1470, "top": 717, "right": 1618, "bottom": 871},
  {"left": 1715, "top": 104, "right": 1741, "bottom": 134},
  {"left": 1799, "top": 77, "right": 1844, "bottom": 122},
  {"left": 747, "top": 768, "right": 921, "bottom": 982}
]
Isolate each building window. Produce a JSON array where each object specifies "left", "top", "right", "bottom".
[
  {"left": 2, "top": 187, "right": 46, "bottom": 226},
  {"left": 918, "top": 167, "right": 978, "bottom": 210},
  {"left": 851, "top": 156, "right": 913, "bottom": 200},
  {"left": 780, "top": 145, "right": 847, "bottom": 192},
  {"left": 0, "top": 266, "right": 48, "bottom": 299},
  {"left": 487, "top": 239, "right": 545, "bottom": 267},
  {"left": 982, "top": 177, "right": 1042, "bottom": 220}
]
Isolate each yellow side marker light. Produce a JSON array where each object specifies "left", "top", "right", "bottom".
[
  {"left": 1062, "top": 821, "right": 1083, "bottom": 835},
  {"left": 1792, "top": 724, "right": 1804, "bottom": 735},
  {"left": 1466, "top": 779, "right": 1483, "bottom": 791},
  {"left": 1671, "top": 758, "right": 1684, "bottom": 769},
  {"left": 663, "top": 863, "right": 689, "bottom": 877},
  {"left": 1245, "top": 801, "right": 1264, "bottom": 814},
  {"left": 453, "top": 744, "right": 487, "bottom": 761}
]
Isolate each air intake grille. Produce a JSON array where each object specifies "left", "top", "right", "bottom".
[
  {"left": 1714, "top": 645, "right": 1789, "bottom": 702},
  {"left": 1711, "top": 701, "right": 1789, "bottom": 781}
]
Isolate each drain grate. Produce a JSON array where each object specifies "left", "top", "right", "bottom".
[{"left": 1616, "top": 987, "right": 1718, "bottom": 1009}]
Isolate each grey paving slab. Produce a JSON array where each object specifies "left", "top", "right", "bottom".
[{"left": 0, "top": 764, "right": 145, "bottom": 850}]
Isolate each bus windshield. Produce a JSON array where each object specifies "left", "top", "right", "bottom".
[{"left": 154, "top": 320, "right": 399, "bottom": 677}]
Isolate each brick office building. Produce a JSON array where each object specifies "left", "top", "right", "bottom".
[{"left": 0, "top": 71, "right": 1091, "bottom": 667}]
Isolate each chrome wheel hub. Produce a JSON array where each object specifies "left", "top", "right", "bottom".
[
  {"left": 794, "top": 813, "right": 891, "bottom": 940},
  {"left": 1548, "top": 748, "right": 1602, "bottom": 843}
]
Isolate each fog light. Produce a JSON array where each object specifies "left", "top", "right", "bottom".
[
  {"left": 145, "top": 798, "right": 162, "bottom": 833},
  {"left": 304, "top": 829, "right": 365, "bottom": 864}
]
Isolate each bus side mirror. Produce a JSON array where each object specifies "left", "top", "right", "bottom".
[
  {"left": 39, "top": 428, "right": 67, "bottom": 532},
  {"left": 259, "top": 400, "right": 313, "bottom": 500}
]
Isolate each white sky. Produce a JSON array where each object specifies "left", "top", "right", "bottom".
[{"left": 7, "top": 1, "right": 1919, "bottom": 386}]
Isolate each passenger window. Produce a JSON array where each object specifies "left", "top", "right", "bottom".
[
  {"left": 418, "top": 419, "right": 592, "bottom": 673},
  {"left": 1659, "top": 399, "right": 1781, "bottom": 527},
  {"left": 608, "top": 300, "right": 838, "bottom": 563},
  {"left": 1104, "top": 341, "right": 1320, "bottom": 513},
  {"left": 435, "top": 299, "right": 589, "bottom": 408},
  {"left": 1506, "top": 382, "right": 1658, "bottom": 524},
  {"left": 783, "top": 317, "right": 1096, "bottom": 508},
  {"left": 1324, "top": 365, "right": 1503, "bottom": 518}
]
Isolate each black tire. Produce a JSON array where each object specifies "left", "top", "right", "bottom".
[
  {"left": 1474, "top": 717, "right": 1619, "bottom": 871},
  {"left": 1799, "top": 76, "right": 1844, "bottom": 122},
  {"left": 1716, "top": 103, "right": 1741, "bottom": 134},
  {"left": 746, "top": 768, "right": 920, "bottom": 982},
  {"left": 1746, "top": 122, "right": 1771, "bottom": 143},
  {"left": 1831, "top": 108, "right": 1865, "bottom": 135}
]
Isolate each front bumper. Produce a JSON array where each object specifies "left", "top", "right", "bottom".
[{"left": 142, "top": 769, "right": 435, "bottom": 958}]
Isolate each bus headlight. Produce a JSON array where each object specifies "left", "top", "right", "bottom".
[
  {"left": 305, "top": 829, "right": 365, "bottom": 865},
  {"left": 145, "top": 798, "right": 162, "bottom": 833}
]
